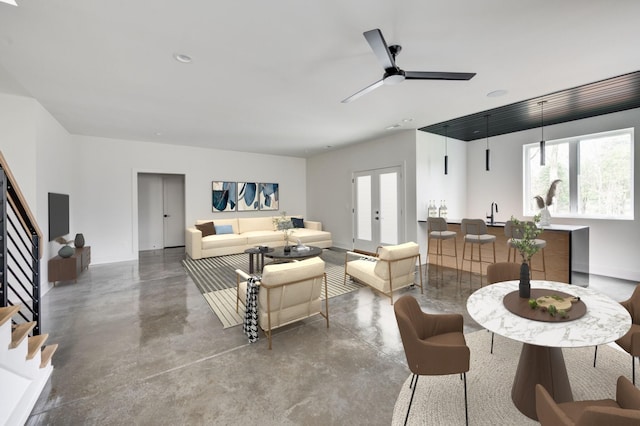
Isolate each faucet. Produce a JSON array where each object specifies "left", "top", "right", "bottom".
[{"left": 487, "top": 202, "right": 498, "bottom": 225}]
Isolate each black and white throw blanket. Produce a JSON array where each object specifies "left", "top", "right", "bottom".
[{"left": 243, "top": 276, "right": 260, "bottom": 343}]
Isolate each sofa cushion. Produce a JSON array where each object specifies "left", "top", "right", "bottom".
[
  {"left": 215, "top": 224, "right": 234, "bottom": 234},
  {"left": 238, "top": 217, "right": 274, "bottom": 234},
  {"left": 291, "top": 217, "right": 304, "bottom": 228},
  {"left": 195, "top": 221, "right": 216, "bottom": 237},
  {"left": 289, "top": 228, "right": 331, "bottom": 244},
  {"left": 244, "top": 230, "right": 284, "bottom": 245},
  {"left": 202, "top": 234, "right": 247, "bottom": 249}
]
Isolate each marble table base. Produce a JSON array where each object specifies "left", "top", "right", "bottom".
[{"left": 511, "top": 343, "right": 573, "bottom": 420}]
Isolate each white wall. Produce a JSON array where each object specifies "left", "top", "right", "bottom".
[
  {"left": 73, "top": 135, "right": 307, "bottom": 264},
  {"left": 0, "top": 93, "right": 75, "bottom": 297},
  {"left": 307, "top": 130, "right": 417, "bottom": 251},
  {"left": 416, "top": 130, "right": 467, "bottom": 258},
  {"left": 466, "top": 108, "right": 640, "bottom": 281}
]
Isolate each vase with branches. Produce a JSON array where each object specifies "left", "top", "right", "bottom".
[
  {"left": 509, "top": 215, "right": 542, "bottom": 298},
  {"left": 534, "top": 179, "right": 561, "bottom": 226},
  {"left": 273, "top": 211, "right": 294, "bottom": 251}
]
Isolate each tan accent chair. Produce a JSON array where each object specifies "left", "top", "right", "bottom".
[
  {"left": 486, "top": 262, "right": 521, "bottom": 354},
  {"left": 344, "top": 242, "right": 423, "bottom": 305},
  {"left": 235, "top": 257, "right": 329, "bottom": 350},
  {"left": 536, "top": 376, "right": 640, "bottom": 425},
  {"left": 505, "top": 220, "right": 547, "bottom": 279},
  {"left": 594, "top": 284, "right": 640, "bottom": 384},
  {"left": 426, "top": 217, "right": 458, "bottom": 286},
  {"left": 394, "top": 295, "right": 470, "bottom": 426},
  {"left": 460, "top": 218, "right": 496, "bottom": 287}
]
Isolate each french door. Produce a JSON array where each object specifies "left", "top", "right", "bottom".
[{"left": 352, "top": 166, "right": 404, "bottom": 253}]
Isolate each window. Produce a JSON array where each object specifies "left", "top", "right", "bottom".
[{"left": 523, "top": 128, "right": 634, "bottom": 219}]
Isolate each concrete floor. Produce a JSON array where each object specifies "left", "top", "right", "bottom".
[{"left": 26, "top": 248, "right": 637, "bottom": 425}]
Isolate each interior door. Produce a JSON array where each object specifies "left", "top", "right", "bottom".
[
  {"left": 353, "top": 166, "right": 403, "bottom": 252},
  {"left": 162, "top": 175, "right": 185, "bottom": 248}
]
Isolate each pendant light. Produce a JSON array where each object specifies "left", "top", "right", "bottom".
[
  {"left": 443, "top": 125, "right": 449, "bottom": 175},
  {"left": 485, "top": 114, "right": 490, "bottom": 171},
  {"left": 539, "top": 100, "right": 546, "bottom": 166}
]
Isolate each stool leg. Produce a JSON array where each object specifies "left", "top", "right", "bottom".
[{"left": 541, "top": 247, "right": 546, "bottom": 279}]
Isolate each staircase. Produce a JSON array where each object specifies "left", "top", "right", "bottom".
[
  {"left": 0, "top": 151, "right": 55, "bottom": 426},
  {"left": 0, "top": 305, "right": 57, "bottom": 425}
]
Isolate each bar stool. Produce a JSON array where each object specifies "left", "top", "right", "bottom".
[
  {"left": 460, "top": 218, "right": 496, "bottom": 288},
  {"left": 426, "top": 217, "right": 458, "bottom": 286},
  {"left": 504, "top": 220, "right": 547, "bottom": 279}
]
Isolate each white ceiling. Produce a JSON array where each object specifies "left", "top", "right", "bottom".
[{"left": 1, "top": 1, "right": 639, "bottom": 158}]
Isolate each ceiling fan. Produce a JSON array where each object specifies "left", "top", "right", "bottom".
[{"left": 341, "top": 28, "right": 476, "bottom": 103}]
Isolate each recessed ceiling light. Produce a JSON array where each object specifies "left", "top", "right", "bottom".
[
  {"left": 487, "top": 89, "right": 508, "bottom": 98},
  {"left": 385, "top": 124, "right": 401, "bottom": 130},
  {"left": 155, "top": 131, "right": 163, "bottom": 136},
  {"left": 402, "top": 118, "right": 414, "bottom": 123},
  {"left": 173, "top": 53, "right": 192, "bottom": 63}
]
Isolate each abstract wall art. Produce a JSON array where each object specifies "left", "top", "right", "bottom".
[
  {"left": 237, "top": 182, "right": 259, "bottom": 211},
  {"left": 211, "top": 181, "right": 237, "bottom": 212},
  {"left": 259, "top": 183, "right": 279, "bottom": 211}
]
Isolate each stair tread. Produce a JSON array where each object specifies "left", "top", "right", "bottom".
[
  {"left": 0, "top": 305, "right": 21, "bottom": 327},
  {"left": 40, "top": 343, "right": 58, "bottom": 368},
  {"left": 27, "top": 334, "right": 48, "bottom": 360},
  {"left": 10, "top": 322, "right": 36, "bottom": 349}
]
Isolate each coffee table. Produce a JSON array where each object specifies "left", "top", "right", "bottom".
[
  {"left": 244, "top": 246, "right": 273, "bottom": 274},
  {"left": 264, "top": 245, "right": 323, "bottom": 262}
]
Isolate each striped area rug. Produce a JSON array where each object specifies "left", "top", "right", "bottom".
[{"left": 183, "top": 250, "right": 363, "bottom": 328}]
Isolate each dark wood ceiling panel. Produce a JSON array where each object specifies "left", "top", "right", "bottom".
[{"left": 419, "top": 71, "right": 640, "bottom": 141}]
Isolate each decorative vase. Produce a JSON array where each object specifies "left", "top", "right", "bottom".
[
  {"left": 539, "top": 206, "right": 551, "bottom": 226},
  {"left": 58, "top": 245, "right": 74, "bottom": 258},
  {"left": 519, "top": 262, "right": 531, "bottom": 298},
  {"left": 74, "top": 233, "right": 85, "bottom": 248}
]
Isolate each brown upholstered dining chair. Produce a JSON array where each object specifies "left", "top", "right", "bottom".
[
  {"left": 594, "top": 284, "right": 640, "bottom": 384},
  {"left": 393, "top": 295, "right": 470, "bottom": 426},
  {"left": 486, "top": 262, "right": 521, "bottom": 354},
  {"left": 536, "top": 376, "right": 640, "bottom": 425}
]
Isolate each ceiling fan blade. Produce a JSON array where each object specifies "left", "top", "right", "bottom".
[
  {"left": 341, "top": 79, "right": 384, "bottom": 103},
  {"left": 405, "top": 71, "right": 476, "bottom": 81},
  {"left": 363, "top": 29, "right": 395, "bottom": 70}
]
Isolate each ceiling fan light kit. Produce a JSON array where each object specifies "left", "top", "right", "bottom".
[{"left": 341, "top": 28, "right": 476, "bottom": 103}]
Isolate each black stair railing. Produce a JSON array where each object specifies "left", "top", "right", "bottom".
[{"left": 0, "top": 151, "right": 43, "bottom": 335}]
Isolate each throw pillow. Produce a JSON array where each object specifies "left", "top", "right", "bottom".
[
  {"left": 291, "top": 217, "right": 304, "bottom": 228},
  {"left": 195, "top": 221, "right": 216, "bottom": 237},
  {"left": 215, "top": 224, "right": 234, "bottom": 235}
]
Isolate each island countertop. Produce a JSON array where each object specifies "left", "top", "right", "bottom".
[{"left": 418, "top": 219, "right": 588, "bottom": 232}]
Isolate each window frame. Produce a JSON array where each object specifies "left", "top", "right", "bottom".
[{"left": 523, "top": 127, "right": 634, "bottom": 220}]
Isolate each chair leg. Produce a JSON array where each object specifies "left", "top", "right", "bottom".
[
  {"left": 463, "top": 372, "right": 469, "bottom": 426},
  {"left": 491, "top": 332, "right": 495, "bottom": 354},
  {"left": 633, "top": 356, "right": 636, "bottom": 385},
  {"left": 409, "top": 372, "right": 417, "bottom": 389},
  {"left": 404, "top": 374, "right": 418, "bottom": 426},
  {"left": 593, "top": 345, "right": 598, "bottom": 367}
]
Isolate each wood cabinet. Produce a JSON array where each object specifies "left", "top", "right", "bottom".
[{"left": 48, "top": 246, "right": 91, "bottom": 285}]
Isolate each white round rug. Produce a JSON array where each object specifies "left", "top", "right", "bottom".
[{"left": 392, "top": 330, "right": 631, "bottom": 425}]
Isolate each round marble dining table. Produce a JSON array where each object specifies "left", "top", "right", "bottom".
[{"left": 467, "top": 280, "right": 631, "bottom": 420}]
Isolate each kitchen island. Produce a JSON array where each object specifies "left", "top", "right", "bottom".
[{"left": 420, "top": 220, "right": 589, "bottom": 283}]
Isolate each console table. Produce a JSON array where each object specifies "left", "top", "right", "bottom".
[{"left": 48, "top": 246, "right": 91, "bottom": 285}]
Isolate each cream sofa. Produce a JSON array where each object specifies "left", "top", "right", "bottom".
[
  {"left": 185, "top": 216, "right": 332, "bottom": 259},
  {"left": 235, "top": 257, "right": 329, "bottom": 349}
]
